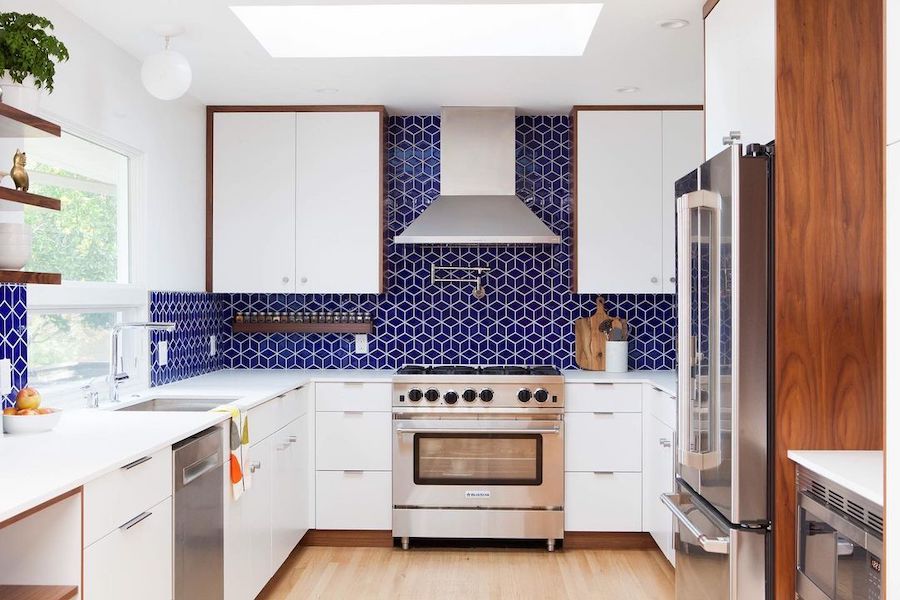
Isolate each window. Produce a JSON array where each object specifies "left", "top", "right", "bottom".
[{"left": 18, "top": 127, "right": 146, "bottom": 407}]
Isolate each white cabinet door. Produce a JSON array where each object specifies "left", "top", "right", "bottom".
[
  {"left": 565, "top": 472, "right": 642, "bottom": 532},
  {"left": 84, "top": 497, "right": 173, "bottom": 600},
  {"left": 564, "top": 412, "right": 642, "bottom": 473},
  {"left": 271, "top": 415, "right": 309, "bottom": 568},
  {"left": 643, "top": 414, "right": 675, "bottom": 566},
  {"left": 661, "top": 111, "right": 704, "bottom": 292},
  {"left": 315, "top": 470, "right": 392, "bottom": 530},
  {"left": 704, "top": 0, "right": 776, "bottom": 158},
  {"left": 889, "top": 0, "right": 900, "bottom": 145},
  {"left": 316, "top": 411, "right": 392, "bottom": 471},
  {"left": 575, "top": 111, "right": 663, "bottom": 293},
  {"left": 245, "top": 437, "right": 273, "bottom": 598},
  {"left": 213, "top": 112, "right": 297, "bottom": 293},
  {"left": 296, "top": 111, "right": 382, "bottom": 293}
]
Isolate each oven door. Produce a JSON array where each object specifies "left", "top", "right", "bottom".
[
  {"left": 392, "top": 415, "right": 564, "bottom": 509},
  {"left": 796, "top": 492, "right": 883, "bottom": 600}
]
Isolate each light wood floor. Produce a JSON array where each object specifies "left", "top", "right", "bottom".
[{"left": 259, "top": 545, "right": 675, "bottom": 599}]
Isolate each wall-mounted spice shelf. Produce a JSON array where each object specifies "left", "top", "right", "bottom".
[
  {"left": 233, "top": 322, "right": 373, "bottom": 335},
  {"left": 0, "top": 584, "right": 79, "bottom": 600},
  {"left": 0, "top": 187, "right": 62, "bottom": 211},
  {"left": 0, "top": 270, "right": 62, "bottom": 285},
  {"left": 0, "top": 103, "right": 62, "bottom": 138}
]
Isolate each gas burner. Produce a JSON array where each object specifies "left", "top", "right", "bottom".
[
  {"left": 397, "top": 365, "right": 428, "bottom": 375},
  {"left": 481, "top": 365, "right": 529, "bottom": 376},
  {"left": 430, "top": 365, "right": 478, "bottom": 375},
  {"left": 529, "top": 366, "right": 562, "bottom": 376}
]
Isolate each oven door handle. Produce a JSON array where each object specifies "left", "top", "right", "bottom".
[{"left": 395, "top": 426, "right": 561, "bottom": 435}]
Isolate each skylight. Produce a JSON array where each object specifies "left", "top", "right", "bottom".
[{"left": 230, "top": 4, "right": 604, "bottom": 57}]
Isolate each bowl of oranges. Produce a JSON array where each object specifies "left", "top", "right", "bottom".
[{"left": 2, "top": 387, "right": 60, "bottom": 434}]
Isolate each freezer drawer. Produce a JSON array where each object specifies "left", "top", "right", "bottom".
[{"left": 663, "top": 485, "right": 766, "bottom": 600}]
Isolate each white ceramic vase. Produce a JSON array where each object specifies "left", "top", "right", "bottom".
[
  {"left": 0, "top": 222, "right": 33, "bottom": 270},
  {"left": 605, "top": 341, "right": 629, "bottom": 373},
  {"left": 0, "top": 75, "right": 41, "bottom": 113}
]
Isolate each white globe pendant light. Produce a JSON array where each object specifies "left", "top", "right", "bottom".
[{"left": 141, "top": 34, "right": 192, "bottom": 100}]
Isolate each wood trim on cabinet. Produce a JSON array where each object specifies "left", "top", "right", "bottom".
[
  {"left": 773, "top": 1, "right": 885, "bottom": 598},
  {"left": 0, "top": 487, "right": 81, "bottom": 531},
  {"left": 702, "top": 0, "right": 722, "bottom": 19},
  {"left": 205, "top": 105, "right": 388, "bottom": 293},
  {"left": 300, "top": 529, "right": 394, "bottom": 547},
  {"left": 562, "top": 532, "right": 658, "bottom": 550}
]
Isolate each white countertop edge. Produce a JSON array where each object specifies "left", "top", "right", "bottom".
[{"left": 788, "top": 450, "right": 883, "bottom": 507}]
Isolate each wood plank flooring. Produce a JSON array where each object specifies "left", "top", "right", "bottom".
[{"left": 259, "top": 545, "right": 675, "bottom": 599}]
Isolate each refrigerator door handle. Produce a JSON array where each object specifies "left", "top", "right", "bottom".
[{"left": 661, "top": 493, "right": 730, "bottom": 555}]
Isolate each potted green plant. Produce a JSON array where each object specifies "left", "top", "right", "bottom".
[{"left": 0, "top": 12, "right": 69, "bottom": 112}]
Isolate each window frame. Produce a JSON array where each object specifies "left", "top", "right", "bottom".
[{"left": 25, "top": 116, "right": 150, "bottom": 406}]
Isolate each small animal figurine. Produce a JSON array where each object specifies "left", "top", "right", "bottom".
[{"left": 10, "top": 150, "right": 28, "bottom": 193}]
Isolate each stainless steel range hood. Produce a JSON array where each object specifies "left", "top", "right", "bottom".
[{"left": 394, "top": 107, "right": 560, "bottom": 245}]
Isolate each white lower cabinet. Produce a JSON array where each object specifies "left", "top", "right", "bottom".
[
  {"left": 315, "top": 471, "right": 392, "bottom": 530},
  {"left": 272, "top": 414, "right": 310, "bottom": 567},
  {"left": 246, "top": 437, "right": 274, "bottom": 597},
  {"left": 315, "top": 411, "right": 392, "bottom": 471},
  {"left": 564, "top": 412, "right": 642, "bottom": 472},
  {"left": 84, "top": 497, "right": 173, "bottom": 600},
  {"left": 643, "top": 414, "right": 676, "bottom": 565},
  {"left": 565, "top": 472, "right": 642, "bottom": 531}
]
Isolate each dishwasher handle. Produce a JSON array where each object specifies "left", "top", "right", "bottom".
[{"left": 182, "top": 453, "right": 220, "bottom": 486}]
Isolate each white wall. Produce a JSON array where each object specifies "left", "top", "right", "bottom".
[{"left": 0, "top": 0, "right": 206, "bottom": 291}]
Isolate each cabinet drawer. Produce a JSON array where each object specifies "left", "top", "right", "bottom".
[
  {"left": 565, "top": 472, "right": 642, "bottom": 531},
  {"left": 316, "top": 471, "right": 391, "bottom": 529},
  {"left": 84, "top": 497, "right": 173, "bottom": 600},
  {"left": 565, "top": 383, "right": 642, "bottom": 412},
  {"left": 565, "top": 412, "right": 641, "bottom": 472},
  {"left": 316, "top": 411, "right": 391, "bottom": 471},
  {"left": 645, "top": 385, "right": 677, "bottom": 430},
  {"left": 315, "top": 382, "right": 391, "bottom": 412},
  {"left": 84, "top": 447, "right": 172, "bottom": 546},
  {"left": 247, "top": 393, "right": 287, "bottom": 444}
]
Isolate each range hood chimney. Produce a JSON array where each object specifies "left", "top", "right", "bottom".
[{"left": 393, "top": 107, "right": 560, "bottom": 245}]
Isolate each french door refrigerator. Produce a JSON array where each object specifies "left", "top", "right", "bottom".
[{"left": 661, "top": 140, "right": 774, "bottom": 600}]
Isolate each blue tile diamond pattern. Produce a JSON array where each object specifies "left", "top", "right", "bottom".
[
  {"left": 0, "top": 284, "right": 27, "bottom": 408},
  {"left": 150, "top": 291, "right": 225, "bottom": 386}
]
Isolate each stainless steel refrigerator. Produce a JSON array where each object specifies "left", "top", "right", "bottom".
[{"left": 661, "top": 140, "right": 774, "bottom": 600}]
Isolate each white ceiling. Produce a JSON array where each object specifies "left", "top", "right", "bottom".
[{"left": 55, "top": 0, "right": 704, "bottom": 114}]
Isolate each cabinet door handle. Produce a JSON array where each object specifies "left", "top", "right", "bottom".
[
  {"left": 282, "top": 276, "right": 290, "bottom": 284},
  {"left": 651, "top": 276, "right": 659, "bottom": 283},
  {"left": 120, "top": 511, "right": 152, "bottom": 531},
  {"left": 287, "top": 435, "right": 298, "bottom": 443},
  {"left": 669, "top": 277, "right": 676, "bottom": 283},
  {"left": 659, "top": 438, "right": 672, "bottom": 448},
  {"left": 121, "top": 455, "right": 152, "bottom": 470},
  {"left": 592, "top": 411, "right": 614, "bottom": 416},
  {"left": 249, "top": 461, "right": 262, "bottom": 473},
  {"left": 300, "top": 276, "right": 308, "bottom": 284}
]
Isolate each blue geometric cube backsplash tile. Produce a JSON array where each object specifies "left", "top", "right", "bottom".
[
  {"left": 150, "top": 291, "right": 224, "bottom": 386},
  {"left": 0, "top": 284, "right": 27, "bottom": 408},
  {"left": 149, "top": 116, "right": 677, "bottom": 378}
]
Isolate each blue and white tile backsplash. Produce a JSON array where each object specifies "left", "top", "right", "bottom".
[
  {"left": 148, "top": 115, "right": 677, "bottom": 381},
  {"left": 149, "top": 291, "right": 225, "bottom": 386},
  {"left": 0, "top": 284, "right": 28, "bottom": 408}
]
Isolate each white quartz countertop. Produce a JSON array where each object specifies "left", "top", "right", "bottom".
[
  {"left": 1, "top": 367, "right": 674, "bottom": 524},
  {"left": 788, "top": 450, "right": 883, "bottom": 507},
  {"left": 562, "top": 369, "right": 677, "bottom": 396},
  {"left": 0, "top": 409, "right": 227, "bottom": 523}
]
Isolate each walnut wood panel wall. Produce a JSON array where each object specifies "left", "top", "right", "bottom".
[{"left": 774, "top": 1, "right": 884, "bottom": 598}]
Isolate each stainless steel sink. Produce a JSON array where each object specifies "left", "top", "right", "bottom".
[{"left": 118, "top": 397, "right": 235, "bottom": 412}]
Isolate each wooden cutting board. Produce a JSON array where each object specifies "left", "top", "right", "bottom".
[{"left": 574, "top": 296, "right": 609, "bottom": 371}]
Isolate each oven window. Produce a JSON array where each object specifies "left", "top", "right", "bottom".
[{"left": 413, "top": 434, "right": 543, "bottom": 486}]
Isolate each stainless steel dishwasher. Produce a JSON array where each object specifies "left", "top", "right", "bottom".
[{"left": 173, "top": 425, "right": 225, "bottom": 600}]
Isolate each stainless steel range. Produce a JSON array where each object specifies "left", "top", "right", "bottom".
[{"left": 392, "top": 365, "right": 565, "bottom": 551}]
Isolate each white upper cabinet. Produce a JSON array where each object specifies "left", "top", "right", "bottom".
[
  {"left": 573, "top": 109, "right": 703, "bottom": 294},
  {"left": 889, "top": 0, "right": 899, "bottom": 145},
  {"left": 296, "top": 112, "right": 382, "bottom": 293},
  {"left": 211, "top": 109, "right": 384, "bottom": 293},
  {"left": 661, "top": 111, "right": 704, "bottom": 293},
  {"left": 213, "top": 112, "right": 297, "bottom": 293},
  {"left": 704, "top": 0, "right": 776, "bottom": 158}
]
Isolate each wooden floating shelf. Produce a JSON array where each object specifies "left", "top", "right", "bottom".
[
  {"left": 0, "top": 584, "right": 79, "bottom": 600},
  {"left": 0, "top": 103, "right": 62, "bottom": 138},
  {"left": 0, "top": 270, "right": 61, "bottom": 285},
  {"left": 0, "top": 187, "right": 61, "bottom": 211},
  {"left": 233, "top": 322, "right": 374, "bottom": 335}
]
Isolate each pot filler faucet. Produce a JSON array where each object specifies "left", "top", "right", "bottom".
[{"left": 108, "top": 322, "right": 176, "bottom": 403}]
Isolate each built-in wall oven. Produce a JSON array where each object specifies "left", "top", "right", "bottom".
[
  {"left": 796, "top": 467, "right": 883, "bottom": 600},
  {"left": 392, "top": 365, "right": 565, "bottom": 551}
]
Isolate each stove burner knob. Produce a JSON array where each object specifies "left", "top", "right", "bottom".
[
  {"left": 425, "top": 389, "right": 440, "bottom": 402},
  {"left": 408, "top": 389, "right": 423, "bottom": 402},
  {"left": 479, "top": 389, "right": 494, "bottom": 402},
  {"left": 444, "top": 390, "right": 459, "bottom": 405},
  {"left": 534, "top": 389, "right": 549, "bottom": 403},
  {"left": 462, "top": 389, "right": 478, "bottom": 403},
  {"left": 517, "top": 389, "right": 532, "bottom": 403}
]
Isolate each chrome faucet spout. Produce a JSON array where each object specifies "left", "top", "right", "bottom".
[{"left": 108, "top": 322, "right": 176, "bottom": 403}]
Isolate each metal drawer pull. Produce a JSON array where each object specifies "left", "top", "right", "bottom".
[
  {"left": 249, "top": 461, "right": 261, "bottom": 473},
  {"left": 395, "top": 426, "right": 560, "bottom": 435},
  {"left": 659, "top": 438, "right": 672, "bottom": 448},
  {"left": 120, "top": 511, "right": 152, "bottom": 531},
  {"left": 121, "top": 455, "right": 152, "bottom": 470},
  {"left": 343, "top": 411, "right": 364, "bottom": 416},
  {"left": 660, "top": 494, "right": 730, "bottom": 554},
  {"left": 343, "top": 470, "right": 365, "bottom": 474},
  {"left": 591, "top": 382, "right": 615, "bottom": 386},
  {"left": 592, "top": 471, "right": 615, "bottom": 475},
  {"left": 592, "top": 412, "right": 614, "bottom": 416},
  {"left": 287, "top": 435, "right": 298, "bottom": 443}
]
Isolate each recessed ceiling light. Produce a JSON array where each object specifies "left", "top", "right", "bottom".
[
  {"left": 231, "top": 4, "right": 604, "bottom": 57},
  {"left": 657, "top": 19, "right": 689, "bottom": 29},
  {"left": 616, "top": 86, "right": 640, "bottom": 93}
]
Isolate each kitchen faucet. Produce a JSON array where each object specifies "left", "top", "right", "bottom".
[{"left": 108, "top": 322, "right": 176, "bottom": 403}]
